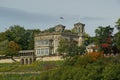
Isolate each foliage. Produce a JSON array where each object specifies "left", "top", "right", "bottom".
[
  {"left": 57, "top": 38, "right": 69, "bottom": 55},
  {"left": 0, "top": 25, "right": 41, "bottom": 50},
  {"left": 0, "top": 32, "right": 7, "bottom": 42},
  {"left": 115, "top": 19, "right": 120, "bottom": 50},
  {"left": 95, "top": 26, "right": 114, "bottom": 54},
  {"left": 102, "top": 64, "right": 120, "bottom": 80},
  {"left": 64, "top": 29, "right": 72, "bottom": 33},
  {"left": 83, "top": 33, "right": 90, "bottom": 45},
  {"left": 115, "top": 18, "right": 120, "bottom": 31},
  {"left": 43, "top": 27, "right": 55, "bottom": 33},
  {"left": 0, "top": 40, "right": 8, "bottom": 55},
  {"left": 26, "top": 29, "right": 41, "bottom": 49},
  {"left": 6, "top": 41, "right": 19, "bottom": 56},
  {"left": 0, "top": 40, "right": 19, "bottom": 57},
  {"left": 87, "top": 52, "right": 103, "bottom": 61},
  {"left": 114, "top": 32, "right": 120, "bottom": 50},
  {"left": 0, "top": 61, "right": 63, "bottom": 72},
  {"left": 39, "top": 55, "right": 120, "bottom": 80},
  {"left": 57, "top": 38, "right": 84, "bottom": 57},
  {"left": 82, "top": 33, "right": 96, "bottom": 46},
  {"left": 78, "top": 45, "right": 86, "bottom": 54},
  {"left": 0, "top": 74, "right": 41, "bottom": 80},
  {"left": 0, "top": 56, "right": 120, "bottom": 80}
]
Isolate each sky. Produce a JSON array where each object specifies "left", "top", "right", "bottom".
[{"left": 0, "top": 0, "right": 120, "bottom": 36}]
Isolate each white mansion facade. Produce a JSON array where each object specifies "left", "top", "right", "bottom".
[{"left": 34, "top": 22, "right": 85, "bottom": 56}]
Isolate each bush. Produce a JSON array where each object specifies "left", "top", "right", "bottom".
[
  {"left": 102, "top": 64, "right": 120, "bottom": 80},
  {"left": 39, "top": 55, "right": 120, "bottom": 80},
  {"left": 87, "top": 52, "right": 104, "bottom": 61}
]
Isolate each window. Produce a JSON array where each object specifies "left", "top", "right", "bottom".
[
  {"left": 44, "top": 48, "right": 49, "bottom": 55},
  {"left": 44, "top": 40, "right": 49, "bottom": 45},
  {"left": 36, "top": 48, "right": 49, "bottom": 56},
  {"left": 35, "top": 40, "right": 49, "bottom": 46}
]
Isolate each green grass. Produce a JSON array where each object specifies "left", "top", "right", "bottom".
[
  {"left": 0, "top": 61, "right": 63, "bottom": 80},
  {"left": 0, "top": 61, "right": 63, "bottom": 72},
  {"left": 0, "top": 74, "right": 41, "bottom": 80}
]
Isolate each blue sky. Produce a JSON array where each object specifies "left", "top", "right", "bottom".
[{"left": 0, "top": 0, "right": 120, "bottom": 36}]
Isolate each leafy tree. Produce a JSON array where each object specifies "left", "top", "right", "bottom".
[
  {"left": 115, "top": 18, "right": 120, "bottom": 50},
  {"left": 0, "top": 32, "right": 7, "bottom": 42},
  {"left": 83, "top": 33, "right": 95, "bottom": 46},
  {"left": 26, "top": 29, "right": 41, "bottom": 50},
  {"left": 78, "top": 45, "right": 86, "bottom": 54},
  {"left": 114, "top": 32, "right": 120, "bottom": 49},
  {"left": 43, "top": 27, "right": 55, "bottom": 33},
  {"left": 103, "top": 64, "right": 120, "bottom": 80},
  {"left": 5, "top": 25, "right": 27, "bottom": 50},
  {"left": 57, "top": 38, "right": 69, "bottom": 55},
  {"left": 0, "top": 40, "right": 19, "bottom": 61},
  {"left": 57, "top": 38, "right": 85, "bottom": 57},
  {"left": 0, "top": 40, "right": 8, "bottom": 55},
  {"left": 4, "top": 25, "right": 41, "bottom": 50},
  {"left": 64, "top": 29, "right": 72, "bottom": 33},
  {"left": 115, "top": 18, "right": 120, "bottom": 31},
  {"left": 6, "top": 41, "right": 19, "bottom": 56},
  {"left": 95, "top": 26, "right": 114, "bottom": 54}
]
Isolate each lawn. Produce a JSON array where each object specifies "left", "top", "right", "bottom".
[
  {"left": 0, "top": 61, "right": 63, "bottom": 80},
  {"left": 0, "top": 61, "right": 63, "bottom": 72},
  {"left": 0, "top": 74, "right": 42, "bottom": 80}
]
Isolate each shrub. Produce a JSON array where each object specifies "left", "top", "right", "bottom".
[{"left": 87, "top": 52, "right": 103, "bottom": 61}]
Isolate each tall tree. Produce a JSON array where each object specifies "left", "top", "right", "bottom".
[
  {"left": 5, "top": 25, "right": 27, "bottom": 50},
  {"left": 6, "top": 41, "right": 19, "bottom": 56},
  {"left": 26, "top": 29, "right": 41, "bottom": 49},
  {"left": 115, "top": 18, "right": 120, "bottom": 50},
  {"left": 115, "top": 18, "right": 120, "bottom": 31},
  {"left": 57, "top": 38, "right": 69, "bottom": 55},
  {"left": 95, "top": 26, "right": 114, "bottom": 54},
  {"left": 0, "top": 40, "right": 19, "bottom": 61},
  {"left": 83, "top": 33, "right": 94, "bottom": 46},
  {"left": 43, "top": 27, "right": 55, "bottom": 33},
  {"left": 4, "top": 25, "right": 41, "bottom": 50},
  {"left": 0, "top": 40, "right": 8, "bottom": 55},
  {"left": 57, "top": 38, "right": 85, "bottom": 57},
  {"left": 0, "top": 32, "right": 7, "bottom": 42}
]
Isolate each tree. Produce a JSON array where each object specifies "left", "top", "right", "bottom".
[
  {"left": 103, "top": 64, "right": 120, "bottom": 80},
  {"left": 64, "top": 29, "right": 72, "bottom": 33},
  {"left": 95, "top": 26, "right": 114, "bottom": 54},
  {"left": 115, "top": 18, "right": 120, "bottom": 50},
  {"left": 57, "top": 38, "right": 84, "bottom": 57},
  {"left": 115, "top": 18, "right": 120, "bottom": 31},
  {"left": 43, "top": 27, "right": 55, "bottom": 33},
  {"left": 6, "top": 41, "right": 19, "bottom": 57},
  {"left": 0, "top": 32, "right": 7, "bottom": 42},
  {"left": 57, "top": 38, "right": 69, "bottom": 56},
  {"left": 5, "top": 25, "right": 27, "bottom": 50},
  {"left": 83, "top": 33, "right": 95, "bottom": 46},
  {"left": 114, "top": 32, "right": 120, "bottom": 49},
  {"left": 0, "top": 40, "right": 19, "bottom": 61},
  {"left": 4, "top": 25, "right": 41, "bottom": 50},
  {"left": 0, "top": 40, "right": 8, "bottom": 55},
  {"left": 26, "top": 29, "right": 41, "bottom": 49}
]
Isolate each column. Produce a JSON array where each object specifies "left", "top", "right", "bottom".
[{"left": 28, "top": 58, "right": 30, "bottom": 64}]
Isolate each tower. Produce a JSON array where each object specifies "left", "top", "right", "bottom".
[
  {"left": 73, "top": 22, "right": 85, "bottom": 46},
  {"left": 55, "top": 24, "right": 65, "bottom": 32}
]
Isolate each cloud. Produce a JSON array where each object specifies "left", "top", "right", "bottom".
[
  {"left": 0, "top": 6, "right": 57, "bottom": 24},
  {"left": 80, "top": 16, "right": 107, "bottom": 21}
]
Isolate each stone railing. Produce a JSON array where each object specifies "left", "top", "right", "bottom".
[{"left": 103, "top": 53, "right": 120, "bottom": 57}]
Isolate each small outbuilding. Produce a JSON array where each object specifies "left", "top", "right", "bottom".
[
  {"left": 86, "top": 44, "right": 98, "bottom": 53},
  {"left": 19, "top": 50, "right": 36, "bottom": 64}
]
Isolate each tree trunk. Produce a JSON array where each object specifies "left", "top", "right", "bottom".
[{"left": 10, "top": 56, "right": 18, "bottom": 62}]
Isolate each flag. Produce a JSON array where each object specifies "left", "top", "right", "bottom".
[{"left": 60, "top": 17, "right": 64, "bottom": 19}]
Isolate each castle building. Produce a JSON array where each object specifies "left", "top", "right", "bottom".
[{"left": 34, "top": 22, "right": 85, "bottom": 56}]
